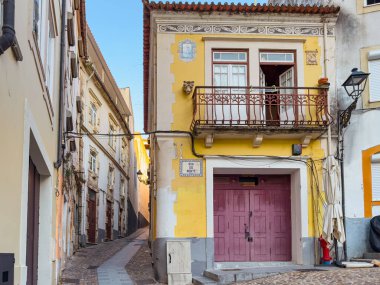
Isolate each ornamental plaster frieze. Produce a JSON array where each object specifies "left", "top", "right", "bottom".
[{"left": 157, "top": 23, "right": 334, "bottom": 36}]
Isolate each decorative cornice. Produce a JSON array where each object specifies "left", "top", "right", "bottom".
[{"left": 158, "top": 23, "right": 334, "bottom": 36}]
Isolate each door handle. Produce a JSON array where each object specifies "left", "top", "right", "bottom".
[{"left": 244, "top": 224, "right": 249, "bottom": 239}]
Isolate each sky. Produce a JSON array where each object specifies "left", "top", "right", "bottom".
[{"left": 86, "top": 0, "right": 267, "bottom": 133}]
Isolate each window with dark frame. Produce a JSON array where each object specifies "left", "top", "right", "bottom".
[{"left": 367, "top": 0, "right": 380, "bottom": 5}]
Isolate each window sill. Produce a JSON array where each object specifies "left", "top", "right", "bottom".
[{"left": 358, "top": 1, "right": 380, "bottom": 14}]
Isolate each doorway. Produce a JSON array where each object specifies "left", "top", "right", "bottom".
[
  {"left": 106, "top": 201, "right": 112, "bottom": 240},
  {"left": 259, "top": 50, "right": 297, "bottom": 126},
  {"left": 26, "top": 158, "right": 40, "bottom": 285},
  {"left": 213, "top": 175, "right": 291, "bottom": 262},
  {"left": 87, "top": 189, "right": 97, "bottom": 244}
]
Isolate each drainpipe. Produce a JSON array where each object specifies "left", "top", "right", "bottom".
[
  {"left": 323, "top": 21, "right": 332, "bottom": 157},
  {"left": 0, "top": 0, "right": 15, "bottom": 55},
  {"left": 54, "top": 0, "right": 67, "bottom": 169}
]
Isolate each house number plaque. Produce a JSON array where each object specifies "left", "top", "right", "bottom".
[{"left": 180, "top": 159, "right": 203, "bottom": 177}]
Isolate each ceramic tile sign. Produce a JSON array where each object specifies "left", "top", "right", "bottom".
[
  {"left": 180, "top": 159, "right": 203, "bottom": 177},
  {"left": 179, "top": 39, "right": 196, "bottom": 62}
]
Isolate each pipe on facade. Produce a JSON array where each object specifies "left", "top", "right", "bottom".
[
  {"left": 0, "top": 0, "right": 15, "bottom": 55},
  {"left": 54, "top": 0, "right": 67, "bottom": 169},
  {"left": 337, "top": 112, "right": 348, "bottom": 261}
]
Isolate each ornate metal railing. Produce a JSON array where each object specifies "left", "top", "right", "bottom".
[{"left": 191, "top": 86, "right": 331, "bottom": 132}]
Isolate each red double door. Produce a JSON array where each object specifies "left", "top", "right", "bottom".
[{"left": 214, "top": 175, "right": 291, "bottom": 262}]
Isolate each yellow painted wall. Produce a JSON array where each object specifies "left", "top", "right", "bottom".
[
  {"left": 134, "top": 135, "right": 151, "bottom": 223},
  {"left": 160, "top": 33, "right": 327, "bottom": 239}
]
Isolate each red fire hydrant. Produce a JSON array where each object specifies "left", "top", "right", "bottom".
[{"left": 319, "top": 236, "right": 332, "bottom": 264}]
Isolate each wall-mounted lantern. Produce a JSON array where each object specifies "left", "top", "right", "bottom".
[
  {"left": 340, "top": 68, "right": 370, "bottom": 129},
  {"left": 342, "top": 68, "right": 370, "bottom": 100}
]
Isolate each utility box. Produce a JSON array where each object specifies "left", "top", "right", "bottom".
[
  {"left": 0, "top": 253, "right": 14, "bottom": 285},
  {"left": 167, "top": 240, "right": 192, "bottom": 285}
]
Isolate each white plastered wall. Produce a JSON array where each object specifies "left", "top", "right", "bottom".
[
  {"left": 205, "top": 156, "right": 309, "bottom": 265},
  {"left": 18, "top": 99, "right": 54, "bottom": 285}
]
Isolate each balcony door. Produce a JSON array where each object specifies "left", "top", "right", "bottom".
[
  {"left": 279, "top": 67, "right": 295, "bottom": 124},
  {"left": 212, "top": 51, "right": 248, "bottom": 125},
  {"left": 259, "top": 51, "right": 297, "bottom": 126}
]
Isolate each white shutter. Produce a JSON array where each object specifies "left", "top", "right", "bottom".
[
  {"left": 368, "top": 59, "right": 380, "bottom": 102},
  {"left": 372, "top": 160, "right": 380, "bottom": 201}
]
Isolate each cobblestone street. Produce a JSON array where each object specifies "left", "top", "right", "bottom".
[
  {"left": 236, "top": 267, "right": 380, "bottom": 285},
  {"left": 59, "top": 227, "right": 380, "bottom": 285},
  {"left": 60, "top": 228, "right": 147, "bottom": 285}
]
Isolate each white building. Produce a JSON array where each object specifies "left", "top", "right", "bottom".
[
  {"left": 78, "top": 27, "right": 133, "bottom": 245},
  {"left": 335, "top": 0, "right": 380, "bottom": 259}
]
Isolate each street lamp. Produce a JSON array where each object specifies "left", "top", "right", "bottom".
[
  {"left": 340, "top": 68, "right": 370, "bottom": 128},
  {"left": 342, "top": 68, "right": 370, "bottom": 100}
]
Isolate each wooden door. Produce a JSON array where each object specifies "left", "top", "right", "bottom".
[
  {"left": 214, "top": 188, "right": 250, "bottom": 262},
  {"left": 214, "top": 190, "right": 229, "bottom": 261},
  {"left": 229, "top": 190, "right": 250, "bottom": 261},
  {"left": 269, "top": 188, "right": 291, "bottom": 261},
  {"left": 26, "top": 158, "right": 40, "bottom": 285},
  {"left": 87, "top": 189, "right": 96, "bottom": 244},
  {"left": 249, "top": 176, "right": 291, "bottom": 262},
  {"left": 250, "top": 190, "right": 271, "bottom": 261},
  {"left": 279, "top": 67, "right": 295, "bottom": 124},
  {"left": 106, "top": 201, "right": 112, "bottom": 240}
]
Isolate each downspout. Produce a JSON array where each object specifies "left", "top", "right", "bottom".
[
  {"left": 0, "top": 0, "right": 15, "bottom": 54},
  {"left": 323, "top": 21, "right": 332, "bottom": 157},
  {"left": 54, "top": 0, "right": 67, "bottom": 169}
]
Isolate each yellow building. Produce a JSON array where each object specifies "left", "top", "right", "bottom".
[
  {"left": 143, "top": 1, "right": 340, "bottom": 282},
  {"left": 133, "top": 134, "right": 150, "bottom": 227}
]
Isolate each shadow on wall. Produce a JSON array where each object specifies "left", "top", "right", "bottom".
[
  {"left": 138, "top": 212, "right": 149, "bottom": 228},
  {"left": 127, "top": 198, "right": 138, "bottom": 235}
]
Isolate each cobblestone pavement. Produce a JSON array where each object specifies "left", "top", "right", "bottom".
[
  {"left": 125, "top": 242, "right": 165, "bottom": 285},
  {"left": 60, "top": 228, "right": 146, "bottom": 285},
  {"left": 236, "top": 267, "right": 380, "bottom": 285}
]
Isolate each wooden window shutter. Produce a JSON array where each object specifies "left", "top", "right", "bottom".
[
  {"left": 372, "top": 154, "right": 380, "bottom": 201},
  {"left": 369, "top": 59, "right": 380, "bottom": 102}
]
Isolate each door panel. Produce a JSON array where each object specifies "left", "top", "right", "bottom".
[
  {"left": 250, "top": 190, "right": 270, "bottom": 261},
  {"left": 214, "top": 175, "right": 291, "bottom": 263},
  {"left": 230, "top": 191, "right": 250, "bottom": 261},
  {"left": 213, "top": 64, "right": 248, "bottom": 124},
  {"left": 106, "top": 201, "right": 112, "bottom": 240},
  {"left": 87, "top": 190, "right": 96, "bottom": 243},
  {"left": 269, "top": 189, "right": 291, "bottom": 261},
  {"left": 214, "top": 190, "right": 229, "bottom": 261},
  {"left": 26, "top": 158, "right": 40, "bottom": 285},
  {"left": 279, "top": 67, "right": 295, "bottom": 124}
]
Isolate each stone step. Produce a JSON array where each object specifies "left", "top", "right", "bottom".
[
  {"left": 364, "top": 252, "right": 380, "bottom": 260},
  {"left": 192, "top": 275, "right": 218, "bottom": 285}
]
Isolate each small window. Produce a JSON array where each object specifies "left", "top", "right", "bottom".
[
  {"left": 89, "top": 103, "right": 97, "bottom": 125},
  {"left": 89, "top": 152, "right": 97, "bottom": 173},
  {"left": 260, "top": 52, "right": 294, "bottom": 63},
  {"left": 366, "top": 0, "right": 380, "bottom": 6},
  {"left": 46, "top": 10, "right": 56, "bottom": 96},
  {"left": 368, "top": 56, "right": 380, "bottom": 102},
  {"left": 213, "top": 51, "right": 247, "bottom": 62},
  {"left": 108, "top": 123, "right": 116, "bottom": 149},
  {"left": 33, "top": 0, "right": 43, "bottom": 47}
]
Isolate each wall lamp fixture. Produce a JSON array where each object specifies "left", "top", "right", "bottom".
[{"left": 340, "top": 68, "right": 370, "bottom": 128}]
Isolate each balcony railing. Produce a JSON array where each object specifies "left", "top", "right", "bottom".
[{"left": 191, "top": 86, "right": 332, "bottom": 133}]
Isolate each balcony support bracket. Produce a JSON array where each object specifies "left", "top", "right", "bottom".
[
  {"left": 301, "top": 135, "right": 312, "bottom": 148},
  {"left": 205, "top": 134, "right": 214, "bottom": 148},
  {"left": 252, "top": 134, "right": 264, "bottom": 148}
]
